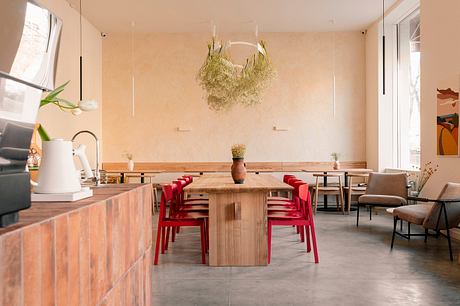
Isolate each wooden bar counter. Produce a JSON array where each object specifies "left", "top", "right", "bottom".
[
  {"left": 0, "top": 184, "right": 152, "bottom": 306},
  {"left": 184, "top": 174, "right": 293, "bottom": 266}
]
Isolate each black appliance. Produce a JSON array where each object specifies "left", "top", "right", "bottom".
[{"left": 0, "top": 0, "right": 62, "bottom": 226}]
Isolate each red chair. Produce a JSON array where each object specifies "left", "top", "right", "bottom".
[
  {"left": 154, "top": 184, "right": 208, "bottom": 265},
  {"left": 268, "top": 183, "right": 319, "bottom": 264},
  {"left": 268, "top": 175, "right": 296, "bottom": 202}
]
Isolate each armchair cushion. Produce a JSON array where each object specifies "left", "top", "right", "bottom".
[
  {"left": 358, "top": 194, "right": 407, "bottom": 206},
  {"left": 393, "top": 204, "right": 433, "bottom": 225}
]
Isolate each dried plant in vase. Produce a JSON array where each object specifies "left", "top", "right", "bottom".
[
  {"left": 408, "top": 162, "right": 439, "bottom": 195},
  {"left": 331, "top": 152, "right": 340, "bottom": 170},
  {"left": 122, "top": 153, "right": 134, "bottom": 171},
  {"left": 231, "top": 144, "right": 247, "bottom": 184}
]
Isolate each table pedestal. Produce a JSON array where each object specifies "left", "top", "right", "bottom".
[{"left": 208, "top": 191, "right": 267, "bottom": 266}]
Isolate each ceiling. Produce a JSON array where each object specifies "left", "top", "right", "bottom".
[{"left": 68, "top": 0, "right": 398, "bottom": 33}]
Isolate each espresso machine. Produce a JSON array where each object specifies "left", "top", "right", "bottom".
[{"left": 0, "top": 0, "right": 62, "bottom": 226}]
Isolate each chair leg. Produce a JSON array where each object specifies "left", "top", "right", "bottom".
[
  {"left": 369, "top": 206, "right": 372, "bottom": 220},
  {"left": 200, "top": 223, "right": 206, "bottom": 264},
  {"left": 161, "top": 226, "right": 166, "bottom": 254},
  {"left": 400, "top": 219, "right": 403, "bottom": 231},
  {"left": 310, "top": 220, "right": 319, "bottom": 264},
  {"left": 424, "top": 228, "right": 428, "bottom": 243},
  {"left": 300, "top": 225, "right": 305, "bottom": 243},
  {"left": 165, "top": 227, "right": 170, "bottom": 250},
  {"left": 408, "top": 223, "right": 410, "bottom": 240},
  {"left": 356, "top": 205, "right": 360, "bottom": 227},
  {"left": 268, "top": 222, "right": 272, "bottom": 264},
  {"left": 391, "top": 217, "right": 397, "bottom": 249},
  {"left": 154, "top": 225, "right": 162, "bottom": 265},
  {"left": 171, "top": 226, "right": 176, "bottom": 242},
  {"left": 313, "top": 189, "right": 318, "bottom": 215},
  {"left": 447, "top": 228, "right": 453, "bottom": 262},
  {"left": 306, "top": 225, "right": 311, "bottom": 253}
]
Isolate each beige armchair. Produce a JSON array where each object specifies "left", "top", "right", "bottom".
[
  {"left": 391, "top": 182, "right": 460, "bottom": 261},
  {"left": 357, "top": 172, "right": 407, "bottom": 226}
]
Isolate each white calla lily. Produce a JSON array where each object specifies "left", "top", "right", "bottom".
[
  {"left": 79, "top": 99, "right": 99, "bottom": 111},
  {"left": 71, "top": 108, "right": 82, "bottom": 115}
]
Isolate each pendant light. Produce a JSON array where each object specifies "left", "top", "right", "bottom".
[
  {"left": 79, "top": 0, "right": 83, "bottom": 101},
  {"left": 78, "top": 0, "right": 99, "bottom": 109},
  {"left": 130, "top": 21, "right": 135, "bottom": 117},
  {"left": 382, "top": 0, "right": 386, "bottom": 95}
]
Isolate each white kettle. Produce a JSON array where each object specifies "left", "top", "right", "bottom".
[{"left": 33, "top": 139, "right": 93, "bottom": 194}]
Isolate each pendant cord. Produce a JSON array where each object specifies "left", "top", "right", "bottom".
[
  {"left": 382, "top": 0, "right": 386, "bottom": 95},
  {"left": 131, "top": 21, "right": 135, "bottom": 117},
  {"left": 79, "top": 0, "right": 83, "bottom": 101}
]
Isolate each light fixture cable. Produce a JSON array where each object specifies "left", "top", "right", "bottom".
[
  {"left": 79, "top": 0, "right": 83, "bottom": 101},
  {"left": 382, "top": 0, "right": 386, "bottom": 95}
]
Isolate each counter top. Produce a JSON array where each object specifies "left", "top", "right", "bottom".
[{"left": 0, "top": 184, "right": 143, "bottom": 237}]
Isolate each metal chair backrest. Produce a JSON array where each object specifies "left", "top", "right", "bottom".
[
  {"left": 365, "top": 172, "right": 407, "bottom": 198},
  {"left": 423, "top": 182, "right": 460, "bottom": 230}
]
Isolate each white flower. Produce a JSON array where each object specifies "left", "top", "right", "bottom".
[
  {"left": 78, "top": 99, "right": 98, "bottom": 111},
  {"left": 71, "top": 108, "right": 82, "bottom": 115}
]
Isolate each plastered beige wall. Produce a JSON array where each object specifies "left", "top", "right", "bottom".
[
  {"left": 102, "top": 32, "right": 366, "bottom": 162},
  {"left": 419, "top": 0, "right": 460, "bottom": 197},
  {"left": 36, "top": 0, "right": 102, "bottom": 166}
]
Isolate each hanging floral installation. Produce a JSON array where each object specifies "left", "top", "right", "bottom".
[{"left": 197, "top": 39, "right": 275, "bottom": 111}]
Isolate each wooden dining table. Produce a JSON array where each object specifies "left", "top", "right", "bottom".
[
  {"left": 103, "top": 169, "right": 164, "bottom": 183},
  {"left": 302, "top": 168, "right": 373, "bottom": 211},
  {"left": 184, "top": 173, "right": 293, "bottom": 266}
]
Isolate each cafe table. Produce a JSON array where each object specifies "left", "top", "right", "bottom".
[
  {"left": 103, "top": 169, "right": 164, "bottom": 183},
  {"left": 302, "top": 168, "right": 373, "bottom": 211},
  {"left": 184, "top": 173, "right": 293, "bottom": 266}
]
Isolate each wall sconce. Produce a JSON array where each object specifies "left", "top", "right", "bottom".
[{"left": 273, "top": 126, "right": 290, "bottom": 131}]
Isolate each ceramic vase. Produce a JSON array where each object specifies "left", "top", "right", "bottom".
[
  {"left": 128, "top": 159, "right": 134, "bottom": 171},
  {"left": 231, "top": 158, "right": 246, "bottom": 184},
  {"left": 333, "top": 160, "right": 340, "bottom": 170}
]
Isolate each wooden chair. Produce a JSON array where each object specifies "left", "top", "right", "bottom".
[
  {"left": 390, "top": 182, "right": 460, "bottom": 261},
  {"left": 312, "top": 173, "right": 345, "bottom": 214},
  {"left": 343, "top": 173, "right": 368, "bottom": 214}
]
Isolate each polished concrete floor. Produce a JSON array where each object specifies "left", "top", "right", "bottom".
[{"left": 152, "top": 210, "right": 460, "bottom": 306}]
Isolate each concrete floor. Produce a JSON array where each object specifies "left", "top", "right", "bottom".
[{"left": 152, "top": 210, "right": 460, "bottom": 306}]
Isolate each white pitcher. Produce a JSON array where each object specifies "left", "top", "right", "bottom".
[{"left": 33, "top": 139, "right": 93, "bottom": 193}]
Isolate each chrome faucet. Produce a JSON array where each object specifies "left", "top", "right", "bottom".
[{"left": 72, "top": 130, "right": 100, "bottom": 186}]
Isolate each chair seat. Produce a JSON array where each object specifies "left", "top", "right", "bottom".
[
  {"left": 177, "top": 205, "right": 209, "bottom": 211},
  {"left": 343, "top": 186, "right": 367, "bottom": 192},
  {"left": 170, "top": 211, "right": 208, "bottom": 219},
  {"left": 268, "top": 200, "right": 295, "bottom": 205},
  {"left": 358, "top": 194, "right": 407, "bottom": 206},
  {"left": 314, "top": 186, "right": 341, "bottom": 192},
  {"left": 268, "top": 211, "right": 303, "bottom": 219},
  {"left": 392, "top": 204, "right": 433, "bottom": 225},
  {"left": 268, "top": 196, "right": 290, "bottom": 201}
]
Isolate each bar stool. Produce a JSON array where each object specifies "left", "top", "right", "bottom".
[{"left": 312, "top": 173, "right": 345, "bottom": 214}]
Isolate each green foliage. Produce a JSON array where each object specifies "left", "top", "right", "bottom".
[
  {"left": 40, "top": 81, "right": 78, "bottom": 110},
  {"left": 197, "top": 39, "right": 275, "bottom": 111}
]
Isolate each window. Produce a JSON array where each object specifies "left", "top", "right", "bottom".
[{"left": 397, "top": 10, "right": 420, "bottom": 169}]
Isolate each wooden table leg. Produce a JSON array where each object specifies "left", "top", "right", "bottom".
[{"left": 208, "top": 192, "right": 267, "bottom": 266}]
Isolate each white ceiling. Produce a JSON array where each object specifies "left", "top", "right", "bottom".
[{"left": 68, "top": 0, "right": 397, "bottom": 33}]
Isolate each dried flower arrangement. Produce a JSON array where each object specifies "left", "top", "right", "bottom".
[
  {"left": 330, "top": 152, "right": 340, "bottom": 161},
  {"left": 408, "top": 161, "right": 439, "bottom": 193},
  {"left": 197, "top": 39, "right": 275, "bottom": 111},
  {"left": 231, "top": 144, "right": 246, "bottom": 159}
]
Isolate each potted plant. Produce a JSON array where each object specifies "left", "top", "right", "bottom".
[
  {"left": 231, "top": 144, "right": 247, "bottom": 184},
  {"left": 331, "top": 152, "right": 340, "bottom": 170},
  {"left": 123, "top": 153, "right": 134, "bottom": 171}
]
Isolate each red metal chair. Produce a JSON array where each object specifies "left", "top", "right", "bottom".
[
  {"left": 268, "top": 183, "right": 319, "bottom": 264},
  {"left": 154, "top": 184, "right": 208, "bottom": 265}
]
